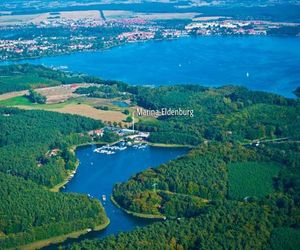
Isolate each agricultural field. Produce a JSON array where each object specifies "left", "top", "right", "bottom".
[
  {"left": 34, "top": 84, "right": 94, "bottom": 104},
  {"left": 0, "top": 96, "right": 127, "bottom": 123},
  {"left": 0, "top": 85, "right": 129, "bottom": 123},
  {"left": 0, "top": 84, "right": 93, "bottom": 104},
  {"left": 103, "top": 10, "right": 135, "bottom": 20},
  {"left": 228, "top": 162, "right": 281, "bottom": 200},
  {"left": 40, "top": 103, "right": 127, "bottom": 123},
  {"left": 0, "top": 90, "right": 28, "bottom": 101},
  {"left": 102, "top": 10, "right": 199, "bottom": 20},
  {"left": 0, "top": 10, "right": 102, "bottom": 26},
  {"left": 136, "top": 12, "right": 198, "bottom": 20}
]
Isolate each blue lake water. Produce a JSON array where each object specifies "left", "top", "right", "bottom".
[
  {"left": 62, "top": 144, "right": 188, "bottom": 239},
  {"left": 4, "top": 36, "right": 300, "bottom": 97},
  {"left": 112, "top": 101, "right": 129, "bottom": 107}
]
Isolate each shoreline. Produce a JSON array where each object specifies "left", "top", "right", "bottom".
[
  {"left": 1, "top": 37, "right": 176, "bottom": 62},
  {"left": 2, "top": 34, "right": 298, "bottom": 63},
  {"left": 45, "top": 139, "right": 189, "bottom": 248},
  {"left": 29, "top": 140, "right": 114, "bottom": 250},
  {"left": 111, "top": 190, "right": 209, "bottom": 221},
  {"left": 19, "top": 217, "right": 110, "bottom": 250},
  {"left": 50, "top": 141, "right": 108, "bottom": 192},
  {"left": 148, "top": 142, "right": 195, "bottom": 148},
  {"left": 1, "top": 36, "right": 184, "bottom": 63},
  {"left": 50, "top": 140, "right": 191, "bottom": 192},
  {"left": 111, "top": 195, "right": 165, "bottom": 220}
]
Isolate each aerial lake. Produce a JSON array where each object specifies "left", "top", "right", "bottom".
[
  {"left": 4, "top": 36, "right": 300, "bottom": 97},
  {"left": 60, "top": 144, "right": 188, "bottom": 242}
]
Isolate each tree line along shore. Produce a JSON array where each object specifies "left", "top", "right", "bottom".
[{"left": 0, "top": 64, "right": 299, "bottom": 249}]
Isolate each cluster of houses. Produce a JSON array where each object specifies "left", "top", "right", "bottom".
[
  {"left": 46, "top": 148, "right": 60, "bottom": 157},
  {"left": 117, "top": 31, "right": 155, "bottom": 42},
  {"left": 185, "top": 19, "right": 300, "bottom": 36},
  {"left": 88, "top": 129, "right": 104, "bottom": 137},
  {"left": 185, "top": 20, "right": 269, "bottom": 35}
]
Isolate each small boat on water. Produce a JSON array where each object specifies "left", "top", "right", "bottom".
[
  {"left": 94, "top": 144, "right": 128, "bottom": 154},
  {"left": 102, "top": 195, "right": 106, "bottom": 201},
  {"left": 133, "top": 143, "right": 148, "bottom": 149}
]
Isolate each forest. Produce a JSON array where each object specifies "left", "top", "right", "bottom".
[
  {"left": 0, "top": 172, "right": 107, "bottom": 249},
  {"left": 71, "top": 142, "right": 300, "bottom": 250},
  {"left": 0, "top": 106, "right": 109, "bottom": 248},
  {"left": 74, "top": 85, "right": 131, "bottom": 99},
  {"left": 0, "top": 64, "right": 116, "bottom": 94},
  {"left": 74, "top": 83, "right": 300, "bottom": 249},
  {"left": 133, "top": 85, "right": 300, "bottom": 145},
  {"left": 0, "top": 107, "right": 103, "bottom": 186},
  {"left": 0, "top": 64, "right": 299, "bottom": 249},
  {"left": 68, "top": 199, "right": 300, "bottom": 250},
  {"left": 27, "top": 88, "right": 47, "bottom": 104},
  {"left": 117, "top": 85, "right": 299, "bottom": 206}
]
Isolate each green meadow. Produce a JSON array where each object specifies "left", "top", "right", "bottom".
[
  {"left": 228, "top": 162, "right": 281, "bottom": 200},
  {"left": 0, "top": 95, "right": 35, "bottom": 106},
  {"left": 0, "top": 95, "right": 75, "bottom": 109}
]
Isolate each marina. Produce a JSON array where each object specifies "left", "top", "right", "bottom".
[
  {"left": 61, "top": 144, "right": 189, "bottom": 240},
  {"left": 93, "top": 142, "right": 148, "bottom": 155}
]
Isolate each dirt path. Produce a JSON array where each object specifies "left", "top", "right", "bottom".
[{"left": 0, "top": 90, "right": 28, "bottom": 101}]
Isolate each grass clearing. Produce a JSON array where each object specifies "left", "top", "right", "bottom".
[
  {"left": 228, "top": 162, "right": 281, "bottom": 200},
  {"left": 0, "top": 95, "right": 77, "bottom": 108},
  {"left": 0, "top": 91, "right": 128, "bottom": 123},
  {"left": 0, "top": 95, "right": 32, "bottom": 106}
]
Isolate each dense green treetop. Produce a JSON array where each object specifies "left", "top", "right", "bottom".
[
  {"left": 0, "top": 106, "right": 108, "bottom": 249},
  {"left": 0, "top": 65, "right": 299, "bottom": 249},
  {"left": 102, "top": 84, "right": 299, "bottom": 249},
  {"left": 0, "top": 64, "right": 118, "bottom": 94},
  {"left": 0, "top": 172, "right": 107, "bottom": 249},
  {"left": 133, "top": 85, "right": 299, "bottom": 145},
  {"left": 0, "top": 107, "right": 103, "bottom": 187},
  {"left": 294, "top": 86, "right": 300, "bottom": 98}
]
